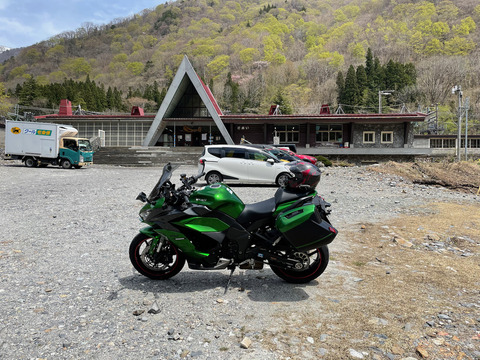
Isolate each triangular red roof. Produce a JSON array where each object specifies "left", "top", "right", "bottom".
[{"left": 198, "top": 75, "right": 223, "bottom": 116}]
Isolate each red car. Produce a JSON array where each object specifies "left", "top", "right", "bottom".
[{"left": 279, "top": 147, "right": 317, "bottom": 165}]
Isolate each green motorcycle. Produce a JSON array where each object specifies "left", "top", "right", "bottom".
[{"left": 129, "top": 162, "right": 337, "bottom": 284}]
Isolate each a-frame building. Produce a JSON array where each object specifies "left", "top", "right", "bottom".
[{"left": 143, "top": 55, "right": 234, "bottom": 146}]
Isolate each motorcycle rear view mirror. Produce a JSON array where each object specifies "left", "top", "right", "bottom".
[{"left": 136, "top": 192, "right": 148, "bottom": 203}]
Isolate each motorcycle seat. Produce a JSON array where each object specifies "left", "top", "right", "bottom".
[
  {"left": 237, "top": 198, "right": 276, "bottom": 226},
  {"left": 274, "top": 188, "right": 312, "bottom": 205}
]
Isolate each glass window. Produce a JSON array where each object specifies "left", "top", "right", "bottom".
[
  {"left": 274, "top": 125, "right": 299, "bottom": 143},
  {"left": 316, "top": 124, "right": 342, "bottom": 142},
  {"left": 248, "top": 150, "right": 269, "bottom": 161},
  {"left": 208, "top": 148, "right": 223, "bottom": 158},
  {"left": 381, "top": 131, "right": 393, "bottom": 143},
  {"left": 224, "top": 147, "right": 246, "bottom": 159},
  {"left": 430, "top": 138, "right": 456, "bottom": 148},
  {"left": 430, "top": 139, "right": 442, "bottom": 148},
  {"left": 363, "top": 131, "right": 375, "bottom": 143}
]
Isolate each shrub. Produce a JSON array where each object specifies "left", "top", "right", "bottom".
[{"left": 316, "top": 155, "right": 332, "bottom": 167}]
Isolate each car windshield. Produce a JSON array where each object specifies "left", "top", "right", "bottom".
[
  {"left": 265, "top": 148, "right": 297, "bottom": 162},
  {"left": 148, "top": 163, "right": 180, "bottom": 201},
  {"left": 78, "top": 139, "right": 93, "bottom": 151}
]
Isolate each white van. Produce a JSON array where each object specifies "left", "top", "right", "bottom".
[{"left": 198, "top": 145, "right": 292, "bottom": 186}]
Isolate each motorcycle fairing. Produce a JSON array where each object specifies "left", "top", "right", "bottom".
[
  {"left": 139, "top": 226, "right": 210, "bottom": 259},
  {"left": 174, "top": 217, "right": 230, "bottom": 232}
]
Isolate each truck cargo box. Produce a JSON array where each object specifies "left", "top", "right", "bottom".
[{"left": 5, "top": 120, "right": 77, "bottom": 159}]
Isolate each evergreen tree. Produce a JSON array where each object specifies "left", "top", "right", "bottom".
[
  {"left": 336, "top": 71, "right": 345, "bottom": 105},
  {"left": 372, "top": 57, "right": 385, "bottom": 90},
  {"left": 19, "top": 77, "right": 38, "bottom": 106},
  {"left": 356, "top": 65, "right": 368, "bottom": 106},
  {"left": 343, "top": 65, "right": 358, "bottom": 113},
  {"left": 365, "top": 48, "right": 374, "bottom": 86},
  {"left": 15, "top": 83, "right": 22, "bottom": 98},
  {"left": 106, "top": 86, "right": 114, "bottom": 109},
  {"left": 152, "top": 81, "right": 161, "bottom": 106},
  {"left": 272, "top": 88, "right": 292, "bottom": 114},
  {"left": 159, "top": 88, "right": 167, "bottom": 105},
  {"left": 224, "top": 72, "right": 240, "bottom": 113},
  {"left": 112, "top": 87, "right": 124, "bottom": 111}
]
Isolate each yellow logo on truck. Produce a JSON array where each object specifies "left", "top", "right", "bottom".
[
  {"left": 35, "top": 129, "right": 52, "bottom": 136},
  {"left": 11, "top": 127, "right": 21, "bottom": 134}
]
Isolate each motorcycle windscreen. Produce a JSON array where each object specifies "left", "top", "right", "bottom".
[{"left": 148, "top": 163, "right": 180, "bottom": 201}]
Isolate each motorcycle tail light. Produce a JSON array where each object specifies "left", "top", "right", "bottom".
[{"left": 329, "top": 226, "right": 337, "bottom": 234}]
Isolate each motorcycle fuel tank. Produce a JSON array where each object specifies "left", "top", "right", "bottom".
[{"left": 190, "top": 183, "right": 245, "bottom": 218}]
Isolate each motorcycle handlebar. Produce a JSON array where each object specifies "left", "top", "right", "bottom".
[{"left": 178, "top": 172, "right": 205, "bottom": 192}]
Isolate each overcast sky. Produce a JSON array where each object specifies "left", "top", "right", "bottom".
[{"left": 0, "top": 0, "right": 166, "bottom": 49}]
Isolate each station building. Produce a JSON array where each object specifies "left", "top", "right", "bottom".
[{"left": 34, "top": 55, "right": 479, "bottom": 159}]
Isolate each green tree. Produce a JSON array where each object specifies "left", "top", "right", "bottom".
[
  {"left": 60, "top": 57, "right": 92, "bottom": 78},
  {"left": 106, "top": 86, "right": 114, "bottom": 109},
  {"left": 453, "top": 17, "right": 476, "bottom": 35},
  {"left": 0, "top": 82, "right": 11, "bottom": 116},
  {"left": 356, "top": 65, "right": 368, "bottom": 105},
  {"left": 46, "top": 45, "right": 65, "bottom": 65},
  {"left": 207, "top": 55, "right": 230, "bottom": 79},
  {"left": 272, "top": 88, "right": 292, "bottom": 115},
  {"left": 127, "top": 62, "right": 145, "bottom": 76},
  {"left": 365, "top": 48, "right": 374, "bottom": 86},
  {"left": 224, "top": 72, "right": 240, "bottom": 113},
  {"left": 343, "top": 65, "right": 358, "bottom": 113},
  {"left": 336, "top": 71, "right": 345, "bottom": 105},
  {"left": 19, "top": 77, "right": 38, "bottom": 106}
]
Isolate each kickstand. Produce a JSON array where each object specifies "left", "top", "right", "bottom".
[{"left": 224, "top": 265, "right": 236, "bottom": 294}]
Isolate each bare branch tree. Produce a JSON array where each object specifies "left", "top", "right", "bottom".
[{"left": 417, "top": 56, "right": 468, "bottom": 105}]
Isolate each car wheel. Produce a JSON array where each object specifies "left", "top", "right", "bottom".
[
  {"left": 276, "top": 172, "right": 290, "bottom": 187},
  {"left": 206, "top": 171, "right": 223, "bottom": 185}
]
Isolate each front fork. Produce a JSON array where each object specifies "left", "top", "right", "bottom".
[{"left": 139, "top": 227, "right": 165, "bottom": 256}]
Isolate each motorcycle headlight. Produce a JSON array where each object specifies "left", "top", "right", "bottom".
[{"left": 139, "top": 209, "right": 152, "bottom": 221}]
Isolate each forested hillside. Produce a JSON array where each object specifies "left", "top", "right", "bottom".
[{"left": 1, "top": 0, "right": 479, "bottom": 133}]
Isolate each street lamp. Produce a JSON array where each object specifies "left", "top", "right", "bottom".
[{"left": 378, "top": 90, "right": 394, "bottom": 114}]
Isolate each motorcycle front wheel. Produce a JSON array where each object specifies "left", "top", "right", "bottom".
[
  {"left": 129, "top": 233, "right": 185, "bottom": 280},
  {"left": 270, "top": 246, "right": 329, "bottom": 284}
]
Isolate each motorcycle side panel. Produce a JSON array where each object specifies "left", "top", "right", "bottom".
[
  {"left": 175, "top": 217, "right": 230, "bottom": 232},
  {"left": 276, "top": 205, "right": 337, "bottom": 252},
  {"left": 140, "top": 226, "right": 210, "bottom": 259},
  {"left": 190, "top": 184, "right": 245, "bottom": 218}
]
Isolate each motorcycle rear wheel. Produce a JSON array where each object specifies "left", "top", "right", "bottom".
[
  {"left": 270, "top": 246, "right": 329, "bottom": 284},
  {"left": 129, "top": 233, "right": 185, "bottom": 280}
]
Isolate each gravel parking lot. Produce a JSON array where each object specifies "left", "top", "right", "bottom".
[{"left": 0, "top": 162, "right": 478, "bottom": 359}]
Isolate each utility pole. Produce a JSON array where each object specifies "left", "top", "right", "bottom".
[
  {"left": 464, "top": 97, "right": 470, "bottom": 161},
  {"left": 378, "top": 90, "right": 394, "bottom": 114},
  {"left": 452, "top": 86, "right": 462, "bottom": 161}
]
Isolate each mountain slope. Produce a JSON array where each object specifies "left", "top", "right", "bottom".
[{"left": 1, "top": 0, "right": 479, "bottom": 120}]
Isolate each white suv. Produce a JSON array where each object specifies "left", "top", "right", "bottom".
[{"left": 198, "top": 145, "right": 292, "bottom": 186}]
